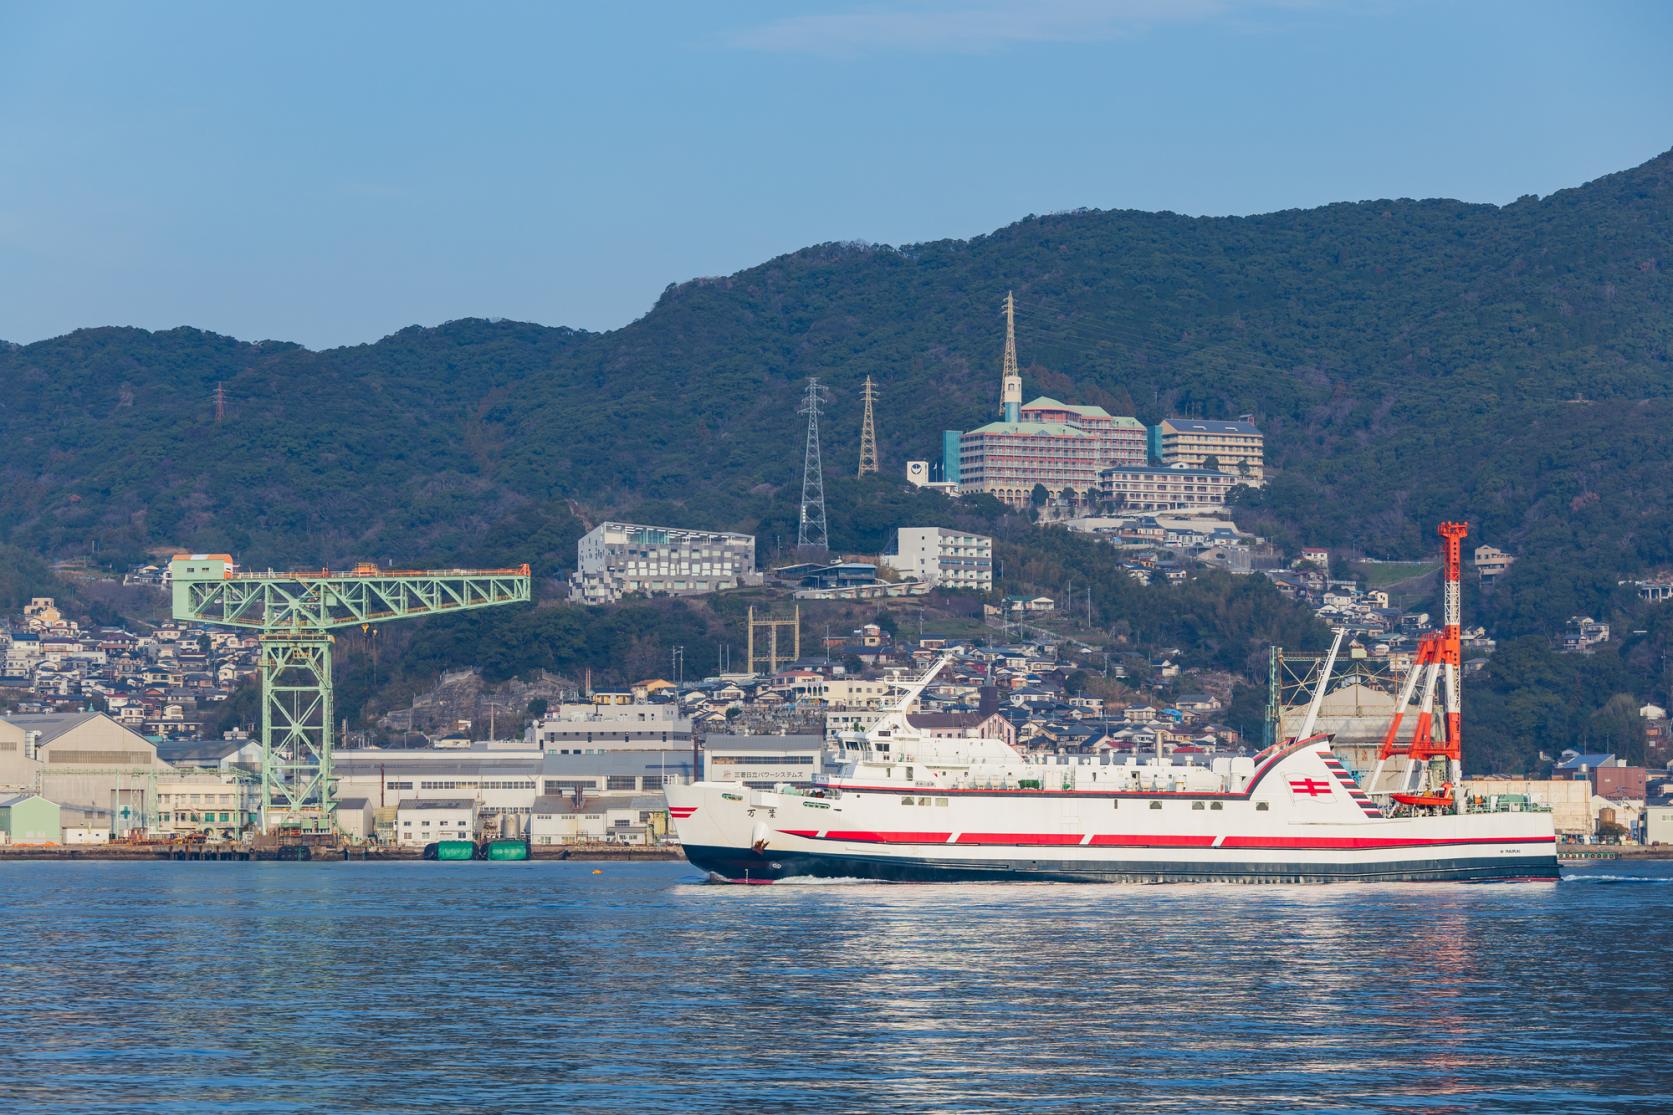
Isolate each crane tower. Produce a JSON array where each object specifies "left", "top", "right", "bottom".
[
  {"left": 1371, "top": 522, "right": 1468, "bottom": 809},
  {"left": 171, "top": 554, "right": 531, "bottom": 833}
]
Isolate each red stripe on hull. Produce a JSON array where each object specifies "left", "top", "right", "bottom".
[
  {"left": 958, "top": 832, "right": 1084, "bottom": 846},
  {"left": 774, "top": 830, "right": 1555, "bottom": 851},
  {"left": 1089, "top": 834, "right": 1217, "bottom": 848}
]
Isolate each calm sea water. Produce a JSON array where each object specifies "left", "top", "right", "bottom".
[{"left": 0, "top": 858, "right": 1668, "bottom": 1114}]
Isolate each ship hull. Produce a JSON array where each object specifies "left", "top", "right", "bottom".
[{"left": 682, "top": 842, "right": 1559, "bottom": 885}]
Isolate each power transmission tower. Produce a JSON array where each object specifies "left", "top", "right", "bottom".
[
  {"left": 214, "top": 383, "right": 226, "bottom": 423},
  {"left": 857, "top": 375, "right": 879, "bottom": 477},
  {"left": 798, "top": 378, "right": 830, "bottom": 551}
]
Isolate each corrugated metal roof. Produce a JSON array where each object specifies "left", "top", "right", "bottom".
[{"left": 0, "top": 711, "right": 102, "bottom": 743}]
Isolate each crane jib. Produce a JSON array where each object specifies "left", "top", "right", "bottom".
[{"left": 168, "top": 554, "right": 531, "bottom": 835}]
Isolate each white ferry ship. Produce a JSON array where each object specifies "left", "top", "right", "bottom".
[{"left": 664, "top": 654, "right": 1558, "bottom": 885}]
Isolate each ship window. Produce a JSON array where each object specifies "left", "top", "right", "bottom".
[
  {"left": 901, "top": 797, "right": 915, "bottom": 806},
  {"left": 935, "top": 798, "right": 948, "bottom": 807},
  {"left": 1211, "top": 802, "right": 1223, "bottom": 811},
  {"left": 918, "top": 797, "right": 931, "bottom": 806},
  {"left": 1192, "top": 801, "right": 1205, "bottom": 810},
  {"left": 1149, "top": 801, "right": 1162, "bottom": 810},
  {"left": 1256, "top": 802, "right": 1269, "bottom": 811}
]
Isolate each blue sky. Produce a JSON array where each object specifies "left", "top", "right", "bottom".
[{"left": 1, "top": 0, "right": 1669, "bottom": 349}]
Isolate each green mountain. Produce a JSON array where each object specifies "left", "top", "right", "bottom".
[{"left": 4, "top": 147, "right": 1672, "bottom": 770}]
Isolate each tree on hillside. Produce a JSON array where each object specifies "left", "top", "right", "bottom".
[{"left": 1586, "top": 693, "right": 1646, "bottom": 765}]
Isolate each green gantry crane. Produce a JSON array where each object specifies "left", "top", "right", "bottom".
[{"left": 170, "top": 553, "right": 531, "bottom": 833}]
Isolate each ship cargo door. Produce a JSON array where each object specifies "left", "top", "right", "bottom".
[{"left": 1061, "top": 800, "right": 1083, "bottom": 844}]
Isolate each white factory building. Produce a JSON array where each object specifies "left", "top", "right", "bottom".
[
  {"left": 526, "top": 698, "right": 690, "bottom": 752},
  {"left": 395, "top": 798, "right": 479, "bottom": 846},
  {"left": 701, "top": 733, "right": 825, "bottom": 789},
  {"left": 568, "top": 521, "right": 762, "bottom": 605},
  {"left": 885, "top": 527, "right": 994, "bottom": 592}
]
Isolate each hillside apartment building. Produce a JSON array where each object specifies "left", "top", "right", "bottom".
[
  {"left": 886, "top": 527, "right": 994, "bottom": 591},
  {"left": 1150, "top": 419, "right": 1265, "bottom": 484},
  {"left": 569, "top": 522, "right": 761, "bottom": 605},
  {"left": 1099, "top": 464, "right": 1239, "bottom": 512}
]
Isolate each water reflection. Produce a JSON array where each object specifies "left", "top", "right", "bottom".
[{"left": 0, "top": 861, "right": 1666, "bottom": 1113}]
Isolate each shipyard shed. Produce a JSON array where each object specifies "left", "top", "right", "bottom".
[
  {"left": 0, "top": 793, "right": 61, "bottom": 845},
  {"left": 335, "top": 797, "right": 374, "bottom": 841}
]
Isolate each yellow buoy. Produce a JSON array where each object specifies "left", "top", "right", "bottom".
[{"left": 592, "top": 868, "right": 603, "bottom": 875}]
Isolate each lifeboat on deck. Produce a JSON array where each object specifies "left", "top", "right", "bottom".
[{"left": 1392, "top": 786, "right": 1455, "bottom": 809}]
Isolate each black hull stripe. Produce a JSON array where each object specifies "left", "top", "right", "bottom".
[{"left": 682, "top": 845, "right": 1561, "bottom": 885}]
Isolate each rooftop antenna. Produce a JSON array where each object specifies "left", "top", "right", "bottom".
[
  {"left": 1001, "top": 292, "right": 1022, "bottom": 423},
  {"left": 798, "top": 378, "right": 830, "bottom": 551},
  {"left": 857, "top": 375, "right": 879, "bottom": 477}
]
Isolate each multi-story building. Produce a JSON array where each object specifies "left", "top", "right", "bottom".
[
  {"left": 887, "top": 528, "right": 994, "bottom": 591},
  {"left": 1099, "top": 464, "right": 1237, "bottom": 511},
  {"left": 526, "top": 700, "right": 690, "bottom": 752},
  {"left": 946, "top": 300, "right": 1149, "bottom": 508},
  {"left": 1020, "top": 398, "right": 1147, "bottom": 468},
  {"left": 957, "top": 419, "right": 1102, "bottom": 505},
  {"left": 1151, "top": 418, "right": 1265, "bottom": 484},
  {"left": 700, "top": 733, "right": 825, "bottom": 788},
  {"left": 394, "top": 797, "right": 479, "bottom": 846},
  {"left": 957, "top": 399, "right": 1149, "bottom": 508},
  {"left": 568, "top": 522, "right": 760, "bottom": 605},
  {"left": 1473, "top": 545, "right": 1516, "bottom": 583}
]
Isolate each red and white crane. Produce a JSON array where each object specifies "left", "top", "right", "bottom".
[{"left": 1370, "top": 522, "right": 1469, "bottom": 812}]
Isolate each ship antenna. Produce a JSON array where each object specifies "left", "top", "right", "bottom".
[{"left": 866, "top": 654, "right": 952, "bottom": 737}]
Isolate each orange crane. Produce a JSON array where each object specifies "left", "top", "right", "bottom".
[{"left": 1371, "top": 522, "right": 1468, "bottom": 811}]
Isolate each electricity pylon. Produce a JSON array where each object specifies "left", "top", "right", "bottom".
[
  {"left": 798, "top": 379, "right": 830, "bottom": 551},
  {"left": 857, "top": 375, "right": 879, "bottom": 477},
  {"left": 171, "top": 554, "right": 531, "bottom": 833}
]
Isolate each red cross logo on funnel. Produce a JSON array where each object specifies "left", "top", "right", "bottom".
[{"left": 1289, "top": 778, "right": 1332, "bottom": 797}]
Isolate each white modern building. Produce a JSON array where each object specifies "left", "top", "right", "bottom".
[
  {"left": 529, "top": 793, "right": 667, "bottom": 844},
  {"left": 526, "top": 699, "right": 691, "bottom": 752},
  {"left": 568, "top": 522, "right": 761, "bottom": 605},
  {"left": 395, "top": 797, "right": 479, "bottom": 846},
  {"left": 701, "top": 733, "right": 825, "bottom": 788},
  {"left": 1099, "top": 463, "right": 1237, "bottom": 511},
  {"left": 332, "top": 742, "right": 697, "bottom": 844},
  {"left": 886, "top": 528, "right": 993, "bottom": 591},
  {"left": 1151, "top": 418, "right": 1265, "bottom": 484}
]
